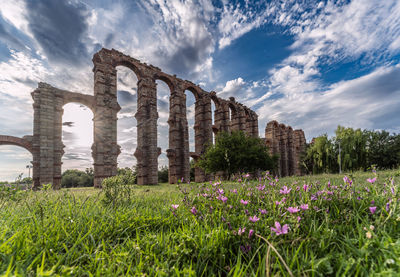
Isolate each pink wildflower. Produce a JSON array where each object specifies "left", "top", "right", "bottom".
[
  {"left": 369, "top": 206, "right": 377, "bottom": 214},
  {"left": 280, "top": 186, "right": 291, "bottom": 194},
  {"left": 259, "top": 208, "right": 267, "bottom": 214},
  {"left": 238, "top": 227, "right": 246, "bottom": 235},
  {"left": 287, "top": 207, "right": 300, "bottom": 213},
  {"left": 367, "top": 177, "right": 376, "bottom": 184},
  {"left": 249, "top": 215, "right": 260, "bottom": 223},
  {"left": 248, "top": 229, "right": 254, "bottom": 238},
  {"left": 171, "top": 204, "right": 179, "bottom": 210},
  {"left": 231, "top": 189, "right": 238, "bottom": 194},
  {"left": 300, "top": 204, "right": 309, "bottom": 210},
  {"left": 271, "top": 222, "right": 289, "bottom": 236},
  {"left": 240, "top": 199, "right": 249, "bottom": 205},
  {"left": 297, "top": 216, "right": 301, "bottom": 222},
  {"left": 217, "top": 188, "right": 224, "bottom": 195},
  {"left": 302, "top": 184, "right": 309, "bottom": 191},
  {"left": 190, "top": 206, "right": 197, "bottom": 215}
]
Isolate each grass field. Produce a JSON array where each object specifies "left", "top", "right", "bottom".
[{"left": 1, "top": 169, "right": 400, "bottom": 276}]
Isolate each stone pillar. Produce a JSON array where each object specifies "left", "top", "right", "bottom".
[
  {"left": 92, "top": 63, "right": 121, "bottom": 188},
  {"left": 251, "top": 112, "right": 259, "bottom": 137},
  {"left": 265, "top": 121, "right": 281, "bottom": 176},
  {"left": 192, "top": 93, "right": 213, "bottom": 182},
  {"left": 168, "top": 83, "right": 190, "bottom": 183},
  {"left": 53, "top": 95, "right": 64, "bottom": 189},
  {"left": 294, "top": 130, "right": 306, "bottom": 176},
  {"left": 237, "top": 106, "right": 247, "bottom": 132},
  {"left": 134, "top": 77, "right": 158, "bottom": 185},
  {"left": 287, "top": 127, "right": 294, "bottom": 176},
  {"left": 31, "top": 83, "right": 57, "bottom": 188}
]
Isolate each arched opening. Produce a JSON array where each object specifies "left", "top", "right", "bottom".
[
  {"left": 185, "top": 88, "right": 197, "bottom": 181},
  {"left": 211, "top": 100, "right": 216, "bottom": 144},
  {"left": 61, "top": 103, "right": 94, "bottom": 187},
  {"left": 185, "top": 89, "right": 197, "bottom": 153},
  {"left": 0, "top": 145, "right": 32, "bottom": 184},
  {"left": 116, "top": 65, "right": 138, "bottom": 172},
  {"left": 156, "top": 79, "right": 171, "bottom": 183}
]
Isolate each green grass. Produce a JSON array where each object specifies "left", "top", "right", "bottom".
[{"left": 1, "top": 169, "right": 400, "bottom": 276}]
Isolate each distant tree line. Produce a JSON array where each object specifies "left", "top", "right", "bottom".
[{"left": 302, "top": 126, "right": 400, "bottom": 174}]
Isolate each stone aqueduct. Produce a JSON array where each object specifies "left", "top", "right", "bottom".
[
  {"left": 0, "top": 49, "right": 266, "bottom": 188},
  {"left": 1, "top": 49, "right": 307, "bottom": 188}
]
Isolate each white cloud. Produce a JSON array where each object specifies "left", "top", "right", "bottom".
[{"left": 256, "top": 65, "right": 400, "bottom": 139}]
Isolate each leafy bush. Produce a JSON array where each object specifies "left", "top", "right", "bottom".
[{"left": 101, "top": 175, "right": 134, "bottom": 208}]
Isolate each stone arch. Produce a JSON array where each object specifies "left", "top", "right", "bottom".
[
  {"left": 62, "top": 92, "right": 96, "bottom": 113},
  {"left": 0, "top": 135, "right": 33, "bottom": 154}
]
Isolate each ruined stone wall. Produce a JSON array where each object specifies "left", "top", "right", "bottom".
[
  {"left": 265, "top": 120, "right": 306, "bottom": 177},
  {"left": 0, "top": 48, "right": 258, "bottom": 188}
]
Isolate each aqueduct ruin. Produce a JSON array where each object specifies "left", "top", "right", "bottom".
[{"left": 0, "top": 49, "right": 262, "bottom": 188}]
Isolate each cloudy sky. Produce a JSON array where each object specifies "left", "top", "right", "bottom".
[{"left": 0, "top": 0, "right": 399, "bottom": 181}]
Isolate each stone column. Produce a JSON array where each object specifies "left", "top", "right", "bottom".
[
  {"left": 53, "top": 95, "right": 64, "bottom": 189},
  {"left": 193, "top": 93, "right": 213, "bottom": 182},
  {"left": 134, "top": 77, "right": 158, "bottom": 185},
  {"left": 168, "top": 83, "right": 189, "bottom": 183},
  {"left": 31, "top": 83, "right": 56, "bottom": 188},
  {"left": 287, "top": 127, "right": 294, "bottom": 176},
  {"left": 92, "top": 63, "right": 121, "bottom": 188},
  {"left": 294, "top": 130, "right": 306, "bottom": 176}
]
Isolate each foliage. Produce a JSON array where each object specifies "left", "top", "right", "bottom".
[
  {"left": 61, "top": 168, "right": 94, "bottom": 188},
  {"left": 158, "top": 166, "right": 169, "bottom": 183},
  {"left": 303, "top": 126, "right": 400, "bottom": 173},
  {"left": 117, "top": 167, "right": 137, "bottom": 184},
  {"left": 198, "top": 131, "right": 277, "bottom": 178},
  {"left": 101, "top": 175, "right": 134, "bottom": 208},
  {"left": 0, "top": 170, "right": 399, "bottom": 275}
]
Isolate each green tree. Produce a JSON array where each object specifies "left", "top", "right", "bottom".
[
  {"left": 365, "top": 130, "right": 400, "bottom": 169},
  {"left": 304, "top": 135, "right": 337, "bottom": 174},
  {"left": 335, "top": 126, "right": 368, "bottom": 171},
  {"left": 197, "top": 131, "right": 277, "bottom": 178}
]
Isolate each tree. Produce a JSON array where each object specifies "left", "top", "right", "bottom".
[
  {"left": 303, "top": 135, "right": 337, "bottom": 174},
  {"left": 158, "top": 166, "right": 169, "bottom": 183},
  {"left": 61, "top": 169, "right": 94, "bottom": 188},
  {"left": 197, "top": 131, "right": 277, "bottom": 178}
]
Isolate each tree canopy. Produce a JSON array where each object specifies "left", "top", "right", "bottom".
[{"left": 197, "top": 131, "right": 277, "bottom": 178}]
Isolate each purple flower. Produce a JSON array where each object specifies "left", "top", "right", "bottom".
[
  {"left": 287, "top": 207, "right": 300, "bottom": 213},
  {"left": 238, "top": 227, "right": 246, "bottom": 235},
  {"left": 190, "top": 206, "right": 197, "bottom": 215},
  {"left": 171, "top": 204, "right": 179, "bottom": 210},
  {"left": 217, "top": 188, "right": 224, "bottom": 195},
  {"left": 271, "top": 222, "right": 289, "bottom": 236},
  {"left": 311, "top": 194, "right": 317, "bottom": 201},
  {"left": 343, "top": 176, "right": 353, "bottom": 185},
  {"left": 391, "top": 187, "right": 395, "bottom": 195},
  {"left": 218, "top": 195, "right": 228, "bottom": 203},
  {"left": 367, "top": 177, "right": 376, "bottom": 184},
  {"left": 240, "top": 244, "right": 251, "bottom": 254},
  {"left": 386, "top": 202, "right": 390, "bottom": 212},
  {"left": 371, "top": 200, "right": 375, "bottom": 205},
  {"left": 249, "top": 215, "right": 260, "bottom": 223},
  {"left": 369, "top": 206, "right": 377, "bottom": 214},
  {"left": 280, "top": 186, "right": 291, "bottom": 194},
  {"left": 302, "top": 184, "right": 309, "bottom": 192},
  {"left": 300, "top": 204, "right": 309, "bottom": 210},
  {"left": 244, "top": 173, "right": 250, "bottom": 178},
  {"left": 240, "top": 199, "right": 249, "bottom": 205},
  {"left": 257, "top": 184, "right": 265, "bottom": 191},
  {"left": 297, "top": 216, "right": 301, "bottom": 222},
  {"left": 231, "top": 189, "right": 238, "bottom": 194},
  {"left": 259, "top": 208, "right": 267, "bottom": 215},
  {"left": 248, "top": 229, "right": 254, "bottom": 238}
]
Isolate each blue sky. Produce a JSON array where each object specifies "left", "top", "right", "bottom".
[{"left": 0, "top": 0, "right": 399, "bottom": 181}]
